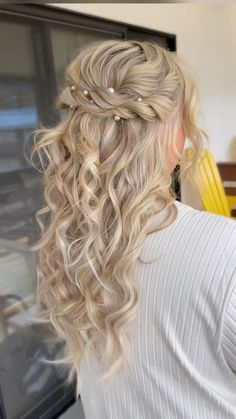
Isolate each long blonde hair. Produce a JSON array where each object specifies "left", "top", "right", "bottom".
[{"left": 29, "top": 39, "right": 208, "bottom": 397}]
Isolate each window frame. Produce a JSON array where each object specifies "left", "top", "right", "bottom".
[{"left": 0, "top": 4, "right": 176, "bottom": 51}]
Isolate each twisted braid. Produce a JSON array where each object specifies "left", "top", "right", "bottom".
[{"left": 57, "top": 40, "right": 181, "bottom": 123}]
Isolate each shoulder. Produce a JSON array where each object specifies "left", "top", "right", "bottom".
[
  {"left": 174, "top": 200, "right": 236, "bottom": 255},
  {"left": 175, "top": 200, "right": 236, "bottom": 233}
]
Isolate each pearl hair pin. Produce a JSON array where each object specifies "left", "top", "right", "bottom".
[
  {"left": 69, "top": 85, "right": 143, "bottom": 119},
  {"left": 107, "top": 86, "right": 120, "bottom": 120}
]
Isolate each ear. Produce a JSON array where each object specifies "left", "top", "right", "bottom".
[{"left": 167, "top": 124, "right": 186, "bottom": 173}]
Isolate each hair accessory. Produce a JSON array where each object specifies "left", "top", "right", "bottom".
[
  {"left": 108, "top": 87, "right": 121, "bottom": 121},
  {"left": 107, "top": 87, "right": 115, "bottom": 93},
  {"left": 137, "top": 97, "right": 142, "bottom": 102},
  {"left": 70, "top": 85, "right": 121, "bottom": 120}
]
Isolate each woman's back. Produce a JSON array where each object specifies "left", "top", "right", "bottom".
[{"left": 79, "top": 200, "right": 236, "bottom": 419}]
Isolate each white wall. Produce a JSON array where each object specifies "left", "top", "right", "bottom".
[{"left": 50, "top": 3, "right": 236, "bottom": 163}]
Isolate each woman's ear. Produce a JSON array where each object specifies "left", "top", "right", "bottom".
[{"left": 167, "top": 123, "right": 186, "bottom": 173}]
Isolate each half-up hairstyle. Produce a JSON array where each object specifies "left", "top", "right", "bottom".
[{"left": 29, "top": 39, "right": 208, "bottom": 398}]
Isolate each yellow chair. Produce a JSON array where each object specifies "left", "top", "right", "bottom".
[{"left": 184, "top": 147, "right": 236, "bottom": 219}]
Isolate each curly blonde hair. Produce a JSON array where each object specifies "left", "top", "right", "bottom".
[{"left": 29, "top": 39, "right": 208, "bottom": 398}]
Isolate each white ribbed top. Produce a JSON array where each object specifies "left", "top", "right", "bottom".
[{"left": 79, "top": 200, "right": 236, "bottom": 418}]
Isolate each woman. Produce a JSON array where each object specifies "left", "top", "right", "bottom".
[{"left": 30, "top": 40, "right": 236, "bottom": 418}]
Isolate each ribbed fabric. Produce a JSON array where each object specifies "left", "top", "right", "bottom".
[
  {"left": 221, "top": 285, "right": 236, "bottom": 376},
  {"left": 79, "top": 200, "right": 236, "bottom": 418}
]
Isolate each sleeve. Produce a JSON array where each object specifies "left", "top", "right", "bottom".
[{"left": 220, "top": 259, "right": 236, "bottom": 374}]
